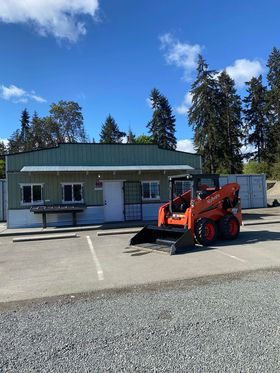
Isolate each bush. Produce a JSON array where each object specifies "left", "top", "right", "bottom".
[
  {"left": 272, "top": 162, "right": 280, "bottom": 180},
  {"left": 243, "top": 161, "right": 270, "bottom": 176}
]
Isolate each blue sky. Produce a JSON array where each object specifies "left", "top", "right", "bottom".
[{"left": 0, "top": 0, "right": 279, "bottom": 152}]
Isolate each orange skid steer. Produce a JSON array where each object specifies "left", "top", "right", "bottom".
[{"left": 130, "top": 174, "right": 241, "bottom": 255}]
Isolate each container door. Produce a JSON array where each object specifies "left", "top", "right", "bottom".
[
  {"left": 236, "top": 176, "right": 251, "bottom": 209},
  {"left": 251, "top": 176, "right": 266, "bottom": 208},
  {"left": 103, "top": 181, "right": 124, "bottom": 222}
]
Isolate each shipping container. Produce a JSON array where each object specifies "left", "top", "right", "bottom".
[{"left": 219, "top": 174, "right": 267, "bottom": 209}]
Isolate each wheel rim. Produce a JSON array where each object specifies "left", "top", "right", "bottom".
[
  {"left": 229, "top": 219, "right": 238, "bottom": 236},
  {"left": 205, "top": 223, "right": 215, "bottom": 241}
]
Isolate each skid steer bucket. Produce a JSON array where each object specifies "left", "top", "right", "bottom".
[{"left": 130, "top": 225, "right": 195, "bottom": 255}]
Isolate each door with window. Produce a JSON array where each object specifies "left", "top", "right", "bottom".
[{"left": 103, "top": 181, "right": 124, "bottom": 222}]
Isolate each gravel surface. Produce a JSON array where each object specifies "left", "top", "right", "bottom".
[{"left": 1, "top": 269, "right": 280, "bottom": 372}]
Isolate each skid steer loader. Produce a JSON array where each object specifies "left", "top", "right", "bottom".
[{"left": 130, "top": 174, "right": 241, "bottom": 255}]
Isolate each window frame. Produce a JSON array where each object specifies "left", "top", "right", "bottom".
[
  {"left": 61, "top": 182, "right": 84, "bottom": 204},
  {"left": 20, "top": 183, "right": 44, "bottom": 206},
  {"left": 141, "top": 180, "right": 160, "bottom": 201}
]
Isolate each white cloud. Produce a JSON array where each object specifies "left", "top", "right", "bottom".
[
  {"left": 0, "top": 0, "right": 99, "bottom": 42},
  {"left": 0, "top": 84, "right": 46, "bottom": 104},
  {"left": 176, "top": 92, "right": 193, "bottom": 115},
  {"left": 177, "top": 139, "right": 195, "bottom": 153},
  {"left": 0, "top": 138, "right": 8, "bottom": 146},
  {"left": 225, "top": 59, "right": 264, "bottom": 87},
  {"left": 160, "top": 33, "right": 202, "bottom": 81}
]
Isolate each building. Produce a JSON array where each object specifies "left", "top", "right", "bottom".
[{"left": 6, "top": 143, "right": 202, "bottom": 228}]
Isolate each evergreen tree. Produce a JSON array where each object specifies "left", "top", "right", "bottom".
[
  {"left": 99, "top": 115, "right": 126, "bottom": 143},
  {"left": 188, "top": 55, "right": 220, "bottom": 173},
  {"left": 20, "top": 108, "right": 31, "bottom": 148},
  {"left": 147, "top": 88, "right": 177, "bottom": 150},
  {"left": 243, "top": 75, "right": 270, "bottom": 163},
  {"left": 127, "top": 128, "right": 136, "bottom": 143},
  {"left": 217, "top": 71, "right": 243, "bottom": 173},
  {"left": 29, "top": 112, "right": 45, "bottom": 149},
  {"left": 266, "top": 47, "right": 280, "bottom": 161},
  {"left": 8, "top": 129, "right": 21, "bottom": 153},
  {"left": 8, "top": 109, "right": 31, "bottom": 152}
]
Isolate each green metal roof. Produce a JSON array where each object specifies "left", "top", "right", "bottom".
[{"left": 7, "top": 143, "right": 202, "bottom": 172}]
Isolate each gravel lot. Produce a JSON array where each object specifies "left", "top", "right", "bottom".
[{"left": 1, "top": 268, "right": 280, "bottom": 372}]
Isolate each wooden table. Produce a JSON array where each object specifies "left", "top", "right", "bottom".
[{"left": 30, "top": 204, "right": 87, "bottom": 228}]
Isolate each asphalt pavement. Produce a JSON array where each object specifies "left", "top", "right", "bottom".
[{"left": 1, "top": 268, "right": 280, "bottom": 372}]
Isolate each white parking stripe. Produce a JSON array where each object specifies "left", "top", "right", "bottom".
[
  {"left": 216, "top": 250, "right": 246, "bottom": 263},
  {"left": 86, "top": 236, "right": 104, "bottom": 281}
]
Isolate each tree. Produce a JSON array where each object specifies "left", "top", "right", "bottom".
[
  {"left": 188, "top": 55, "right": 220, "bottom": 173},
  {"left": 20, "top": 109, "right": 31, "bottom": 148},
  {"left": 29, "top": 112, "right": 45, "bottom": 149},
  {"left": 127, "top": 128, "right": 136, "bottom": 143},
  {"left": 135, "top": 134, "right": 153, "bottom": 144},
  {"left": 8, "top": 109, "right": 31, "bottom": 152},
  {"left": 147, "top": 88, "right": 177, "bottom": 150},
  {"left": 49, "top": 100, "right": 88, "bottom": 143},
  {"left": 99, "top": 115, "right": 126, "bottom": 143},
  {"left": 266, "top": 47, "right": 280, "bottom": 161},
  {"left": 0, "top": 141, "right": 6, "bottom": 178},
  {"left": 243, "top": 161, "right": 270, "bottom": 176},
  {"left": 217, "top": 71, "right": 243, "bottom": 173},
  {"left": 243, "top": 76, "right": 270, "bottom": 163}
]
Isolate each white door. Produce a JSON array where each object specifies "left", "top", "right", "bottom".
[{"left": 103, "top": 181, "right": 124, "bottom": 222}]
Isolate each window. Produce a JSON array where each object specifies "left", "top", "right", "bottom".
[
  {"left": 174, "top": 181, "right": 191, "bottom": 197},
  {"left": 21, "top": 184, "right": 43, "bottom": 205},
  {"left": 62, "top": 183, "right": 83, "bottom": 203},
  {"left": 142, "top": 181, "right": 160, "bottom": 200}
]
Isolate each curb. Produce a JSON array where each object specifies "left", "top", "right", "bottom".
[
  {"left": 13, "top": 233, "right": 79, "bottom": 243},
  {"left": 0, "top": 224, "right": 148, "bottom": 238}
]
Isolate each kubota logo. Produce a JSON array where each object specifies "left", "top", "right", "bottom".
[{"left": 207, "top": 194, "right": 220, "bottom": 204}]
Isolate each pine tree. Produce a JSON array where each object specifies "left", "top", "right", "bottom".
[
  {"left": 243, "top": 75, "right": 270, "bottom": 163},
  {"left": 20, "top": 108, "right": 31, "bottom": 149},
  {"left": 8, "top": 109, "right": 31, "bottom": 152},
  {"left": 188, "top": 55, "right": 220, "bottom": 173},
  {"left": 29, "top": 112, "right": 45, "bottom": 149},
  {"left": 99, "top": 115, "right": 126, "bottom": 143},
  {"left": 127, "top": 128, "right": 136, "bottom": 143},
  {"left": 147, "top": 88, "right": 177, "bottom": 150},
  {"left": 266, "top": 47, "right": 280, "bottom": 161},
  {"left": 217, "top": 71, "right": 243, "bottom": 173},
  {"left": 0, "top": 141, "right": 6, "bottom": 178}
]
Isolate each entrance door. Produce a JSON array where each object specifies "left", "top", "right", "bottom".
[{"left": 103, "top": 181, "right": 124, "bottom": 222}]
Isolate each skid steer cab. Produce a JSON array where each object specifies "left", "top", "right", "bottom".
[{"left": 130, "top": 174, "right": 242, "bottom": 255}]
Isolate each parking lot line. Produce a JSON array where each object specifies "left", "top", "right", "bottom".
[
  {"left": 216, "top": 249, "right": 247, "bottom": 263},
  {"left": 86, "top": 236, "right": 104, "bottom": 281}
]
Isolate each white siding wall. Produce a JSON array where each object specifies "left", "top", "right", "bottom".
[{"left": 7, "top": 206, "right": 104, "bottom": 228}]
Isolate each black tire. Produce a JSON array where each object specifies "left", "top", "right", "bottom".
[
  {"left": 194, "top": 218, "right": 218, "bottom": 246},
  {"left": 219, "top": 214, "right": 240, "bottom": 240}
]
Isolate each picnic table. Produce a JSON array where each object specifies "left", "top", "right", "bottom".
[{"left": 30, "top": 204, "right": 87, "bottom": 228}]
